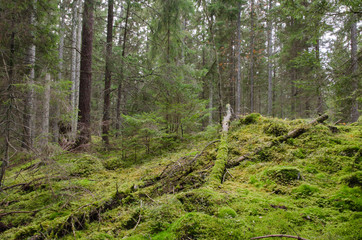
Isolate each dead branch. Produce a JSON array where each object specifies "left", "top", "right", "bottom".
[
  {"left": 227, "top": 115, "right": 328, "bottom": 168},
  {"left": 0, "top": 210, "right": 39, "bottom": 218},
  {"left": 250, "top": 234, "right": 309, "bottom": 240}
]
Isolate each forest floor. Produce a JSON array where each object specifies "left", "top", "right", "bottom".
[{"left": 0, "top": 114, "right": 361, "bottom": 240}]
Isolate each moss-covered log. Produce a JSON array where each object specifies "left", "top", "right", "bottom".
[
  {"left": 227, "top": 114, "right": 328, "bottom": 168},
  {"left": 207, "top": 105, "right": 231, "bottom": 187}
]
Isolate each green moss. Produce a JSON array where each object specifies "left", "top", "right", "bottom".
[
  {"left": 218, "top": 206, "right": 237, "bottom": 219},
  {"left": 240, "top": 113, "right": 261, "bottom": 125},
  {"left": 103, "top": 156, "right": 123, "bottom": 170},
  {"left": 176, "top": 189, "right": 226, "bottom": 215},
  {"left": 263, "top": 122, "right": 288, "bottom": 137},
  {"left": 331, "top": 186, "right": 362, "bottom": 211},
  {"left": 292, "top": 184, "right": 320, "bottom": 198},
  {"left": 70, "top": 154, "right": 104, "bottom": 176},
  {"left": 340, "top": 171, "right": 362, "bottom": 187},
  {"left": 208, "top": 135, "right": 228, "bottom": 187},
  {"left": 265, "top": 167, "right": 301, "bottom": 185},
  {"left": 154, "top": 212, "right": 244, "bottom": 240}
]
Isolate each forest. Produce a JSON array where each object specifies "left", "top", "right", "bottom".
[{"left": 0, "top": 0, "right": 361, "bottom": 239}]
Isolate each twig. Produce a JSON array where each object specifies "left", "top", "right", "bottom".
[
  {"left": 132, "top": 214, "right": 142, "bottom": 231},
  {"left": 250, "top": 234, "right": 309, "bottom": 240},
  {"left": 144, "top": 193, "right": 158, "bottom": 203}
]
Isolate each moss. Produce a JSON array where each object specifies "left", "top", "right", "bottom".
[
  {"left": 70, "top": 154, "right": 104, "bottom": 176},
  {"left": 176, "top": 189, "right": 226, "bottom": 215},
  {"left": 263, "top": 122, "right": 288, "bottom": 137},
  {"left": 154, "top": 212, "right": 244, "bottom": 240},
  {"left": 340, "top": 171, "right": 362, "bottom": 187},
  {"left": 292, "top": 184, "right": 320, "bottom": 198},
  {"left": 208, "top": 135, "right": 228, "bottom": 188},
  {"left": 103, "top": 156, "right": 123, "bottom": 170},
  {"left": 265, "top": 167, "right": 301, "bottom": 185},
  {"left": 331, "top": 186, "right": 362, "bottom": 211},
  {"left": 240, "top": 113, "right": 261, "bottom": 125},
  {"left": 218, "top": 206, "right": 237, "bottom": 219}
]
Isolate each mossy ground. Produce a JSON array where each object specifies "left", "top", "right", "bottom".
[{"left": 1, "top": 116, "right": 361, "bottom": 239}]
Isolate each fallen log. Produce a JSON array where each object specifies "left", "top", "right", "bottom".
[
  {"left": 208, "top": 104, "right": 231, "bottom": 187},
  {"left": 227, "top": 114, "right": 328, "bottom": 168}
]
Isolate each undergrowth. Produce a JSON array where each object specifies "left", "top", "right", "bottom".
[{"left": 0, "top": 116, "right": 361, "bottom": 239}]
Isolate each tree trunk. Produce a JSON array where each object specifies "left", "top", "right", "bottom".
[
  {"left": 76, "top": 0, "right": 95, "bottom": 146},
  {"left": 350, "top": 13, "right": 359, "bottom": 122},
  {"left": 54, "top": 0, "right": 65, "bottom": 143},
  {"left": 102, "top": 0, "right": 114, "bottom": 146},
  {"left": 75, "top": 0, "right": 83, "bottom": 135},
  {"left": 235, "top": 2, "right": 242, "bottom": 117},
  {"left": 116, "top": 2, "right": 130, "bottom": 134},
  {"left": 315, "top": 38, "right": 324, "bottom": 115},
  {"left": 41, "top": 73, "right": 51, "bottom": 147},
  {"left": 209, "top": 78, "right": 213, "bottom": 125},
  {"left": 267, "top": 0, "right": 273, "bottom": 116},
  {"left": 71, "top": 0, "right": 79, "bottom": 138},
  {"left": 249, "top": 0, "right": 255, "bottom": 113},
  {"left": 22, "top": 0, "right": 37, "bottom": 150},
  {"left": 0, "top": 30, "right": 15, "bottom": 187}
]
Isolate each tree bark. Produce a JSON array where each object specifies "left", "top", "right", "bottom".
[
  {"left": 41, "top": 73, "right": 51, "bottom": 147},
  {"left": 267, "top": 0, "right": 273, "bottom": 116},
  {"left": 0, "top": 30, "right": 15, "bottom": 187},
  {"left": 53, "top": 0, "right": 65, "bottom": 143},
  {"left": 102, "top": 0, "right": 114, "bottom": 146},
  {"left": 75, "top": 0, "right": 83, "bottom": 136},
  {"left": 116, "top": 2, "right": 130, "bottom": 135},
  {"left": 76, "top": 0, "right": 95, "bottom": 146},
  {"left": 350, "top": 13, "right": 359, "bottom": 122},
  {"left": 235, "top": 2, "right": 242, "bottom": 116},
  {"left": 71, "top": 0, "right": 80, "bottom": 138},
  {"left": 249, "top": 0, "right": 255, "bottom": 113},
  {"left": 22, "top": 0, "right": 37, "bottom": 150}
]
